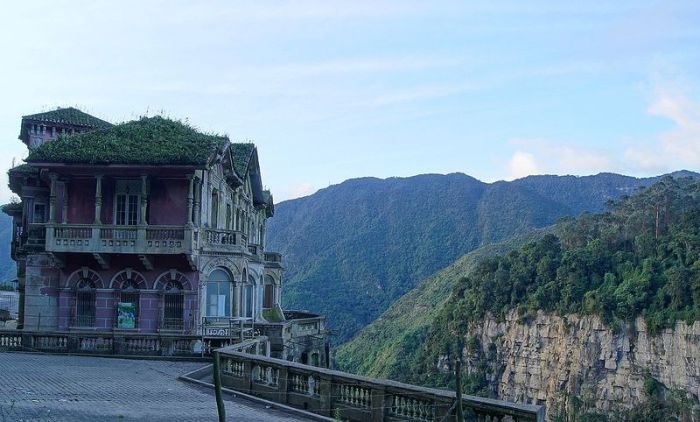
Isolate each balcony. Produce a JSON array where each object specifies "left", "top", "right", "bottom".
[
  {"left": 45, "top": 224, "right": 193, "bottom": 255},
  {"left": 263, "top": 252, "right": 281, "bottom": 262},
  {"left": 200, "top": 229, "right": 247, "bottom": 253}
]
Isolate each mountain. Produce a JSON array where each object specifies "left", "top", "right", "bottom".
[
  {"left": 369, "top": 177, "right": 700, "bottom": 419},
  {"left": 335, "top": 228, "right": 552, "bottom": 379},
  {"left": 267, "top": 171, "right": 699, "bottom": 344}
]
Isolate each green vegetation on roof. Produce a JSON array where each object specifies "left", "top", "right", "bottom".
[
  {"left": 7, "top": 164, "right": 37, "bottom": 175},
  {"left": 27, "top": 116, "right": 228, "bottom": 166},
  {"left": 262, "top": 306, "right": 285, "bottom": 323},
  {"left": 231, "top": 143, "right": 254, "bottom": 176},
  {"left": 1, "top": 202, "right": 23, "bottom": 215},
  {"left": 23, "top": 107, "right": 112, "bottom": 129}
]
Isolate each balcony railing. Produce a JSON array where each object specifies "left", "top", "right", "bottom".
[
  {"left": 215, "top": 347, "right": 545, "bottom": 422},
  {"left": 46, "top": 224, "right": 193, "bottom": 255},
  {"left": 200, "top": 229, "right": 247, "bottom": 253},
  {"left": 0, "top": 330, "right": 204, "bottom": 357},
  {"left": 248, "top": 244, "right": 263, "bottom": 259},
  {"left": 264, "top": 252, "right": 282, "bottom": 264}
]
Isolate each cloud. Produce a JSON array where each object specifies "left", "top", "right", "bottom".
[
  {"left": 507, "top": 151, "right": 540, "bottom": 180},
  {"left": 504, "top": 139, "right": 616, "bottom": 180},
  {"left": 504, "top": 70, "right": 700, "bottom": 181},
  {"left": 625, "top": 73, "right": 700, "bottom": 172},
  {"left": 275, "top": 182, "right": 317, "bottom": 202}
]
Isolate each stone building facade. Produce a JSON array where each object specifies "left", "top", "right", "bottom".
[{"left": 4, "top": 107, "right": 328, "bottom": 366}]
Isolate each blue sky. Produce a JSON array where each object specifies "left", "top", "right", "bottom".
[{"left": 1, "top": 1, "right": 699, "bottom": 202}]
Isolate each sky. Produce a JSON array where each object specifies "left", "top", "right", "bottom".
[{"left": 0, "top": 1, "right": 699, "bottom": 203}]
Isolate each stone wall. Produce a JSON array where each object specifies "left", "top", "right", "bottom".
[
  {"left": 454, "top": 311, "right": 700, "bottom": 418},
  {"left": 24, "top": 253, "right": 59, "bottom": 330}
]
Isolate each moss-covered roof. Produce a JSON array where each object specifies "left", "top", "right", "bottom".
[
  {"left": 22, "top": 107, "right": 112, "bottom": 129},
  {"left": 7, "top": 163, "right": 38, "bottom": 175},
  {"left": 230, "top": 143, "right": 255, "bottom": 177},
  {"left": 26, "top": 116, "right": 229, "bottom": 166},
  {"left": 1, "top": 202, "right": 23, "bottom": 216}
]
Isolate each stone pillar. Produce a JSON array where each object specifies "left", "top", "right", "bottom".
[
  {"left": 62, "top": 181, "right": 69, "bottom": 224},
  {"left": 193, "top": 176, "right": 201, "bottom": 226},
  {"left": 370, "top": 386, "right": 387, "bottom": 422},
  {"left": 48, "top": 173, "right": 58, "bottom": 223},
  {"left": 140, "top": 175, "right": 148, "bottom": 225},
  {"left": 186, "top": 175, "right": 194, "bottom": 226},
  {"left": 94, "top": 175, "right": 103, "bottom": 224},
  {"left": 233, "top": 281, "right": 241, "bottom": 318}
]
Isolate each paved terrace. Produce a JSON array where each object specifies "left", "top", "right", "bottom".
[{"left": 0, "top": 353, "right": 306, "bottom": 421}]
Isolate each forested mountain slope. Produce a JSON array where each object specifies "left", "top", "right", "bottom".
[
  {"left": 405, "top": 177, "right": 700, "bottom": 419},
  {"left": 267, "top": 171, "right": 698, "bottom": 343},
  {"left": 335, "top": 228, "right": 552, "bottom": 379}
]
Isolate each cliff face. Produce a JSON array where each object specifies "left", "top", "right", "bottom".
[{"left": 450, "top": 311, "right": 700, "bottom": 418}]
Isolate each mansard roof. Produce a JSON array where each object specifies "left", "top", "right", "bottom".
[
  {"left": 19, "top": 107, "right": 112, "bottom": 141},
  {"left": 26, "top": 116, "right": 228, "bottom": 166}
]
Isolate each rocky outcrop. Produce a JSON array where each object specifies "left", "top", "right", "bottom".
[{"left": 455, "top": 311, "right": 700, "bottom": 418}]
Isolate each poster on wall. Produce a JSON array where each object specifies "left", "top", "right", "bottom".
[{"left": 117, "top": 302, "right": 136, "bottom": 329}]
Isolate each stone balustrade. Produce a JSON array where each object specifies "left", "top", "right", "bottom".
[
  {"left": 200, "top": 228, "right": 247, "bottom": 253},
  {"left": 216, "top": 347, "right": 545, "bottom": 422},
  {"left": 45, "top": 223, "right": 193, "bottom": 255},
  {"left": 0, "top": 330, "right": 205, "bottom": 357}
]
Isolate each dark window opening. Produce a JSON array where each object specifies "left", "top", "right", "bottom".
[
  {"left": 263, "top": 284, "right": 274, "bottom": 309},
  {"left": 163, "top": 280, "right": 184, "bottom": 331},
  {"left": 75, "top": 279, "right": 96, "bottom": 327}
]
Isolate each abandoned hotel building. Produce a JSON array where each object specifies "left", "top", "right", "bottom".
[{"left": 3, "top": 107, "right": 328, "bottom": 366}]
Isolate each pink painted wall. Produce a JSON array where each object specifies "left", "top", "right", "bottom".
[
  {"left": 67, "top": 179, "right": 96, "bottom": 224},
  {"left": 101, "top": 180, "right": 114, "bottom": 224},
  {"left": 64, "top": 177, "right": 188, "bottom": 226},
  {"left": 56, "top": 254, "right": 199, "bottom": 333},
  {"left": 149, "top": 178, "right": 188, "bottom": 225}
]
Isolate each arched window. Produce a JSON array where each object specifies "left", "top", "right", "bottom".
[
  {"left": 263, "top": 275, "right": 275, "bottom": 309},
  {"left": 163, "top": 279, "right": 184, "bottom": 331},
  {"left": 117, "top": 279, "right": 140, "bottom": 329},
  {"left": 206, "top": 268, "right": 231, "bottom": 320},
  {"left": 75, "top": 279, "right": 96, "bottom": 327}
]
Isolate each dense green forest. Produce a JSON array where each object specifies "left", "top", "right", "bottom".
[
  {"left": 267, "top": 171, "right": 697, "bottom": 344},
  {"left": 335, "top": 228, "right": 551, "bottom": 378},
  {"left": 411, "top": 178, "right": 700, "bottom": 399}
]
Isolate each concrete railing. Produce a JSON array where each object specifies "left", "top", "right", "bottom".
[
  {"left": 0, "top": 330, "right": 206, "bottom": 357},
  {"left": 45, "top": 223, "right": 193, "bottom": 255},
  {"left": 200, "top": 229, "right": 247, "bottom": 252},
  {"left": 216, "top": 348, "right": 545, "bottom": 422}
]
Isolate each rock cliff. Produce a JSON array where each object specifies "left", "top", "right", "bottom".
[{"left": 453, "top": 311, "right": 700, "bottom": 419}]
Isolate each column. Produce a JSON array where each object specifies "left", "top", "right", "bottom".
[
  {"left": 48, "top": 173, "right": 58, "bottom": 223},
  {"left": 233, "top": 281, "right": 241, "bottom": 318},
  {"left": 186, "top": 174, "right": 194, "bottom": 226},
  {"left": 193, "top": 176, "right": 201, "bottom": 226},
  {"left": 62, "top": 181, "right": 69, "bottom": 224},
  {"left": 140, "top": 175, "right": 148, "bottom": 225},
  {"left": 94, "top": 175, "right": 103, "bottom": 224}
]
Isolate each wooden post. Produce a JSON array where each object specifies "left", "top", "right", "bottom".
[
  {"left": 455, "top": 358, "right": 463, "bottom": 421},
  {"left": 213, "top": 351, "right": 226, "bottom": 422}
]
